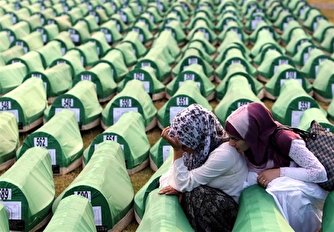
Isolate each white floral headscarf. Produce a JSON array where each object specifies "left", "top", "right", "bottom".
[{"left": 169, "top": 104, "right": 227, "bottom": 170}]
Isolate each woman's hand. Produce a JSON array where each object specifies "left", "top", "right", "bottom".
[
  {"left": 161, "top": 127, "right": 184, "bottom": 160},
  {"left": 159, "top": 185, "right": 180, "bottom": 195},
  {"left": 257, "top": 168, "right": 280, "bottom": 187}
]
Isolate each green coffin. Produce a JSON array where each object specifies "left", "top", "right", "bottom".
[
  {"left": 114, "top": 43, "right": 137, "bottom": 67},
  {"left": 99, "top": 20, "right": 124, "bottom": 43},
  {"left": 272, "top": 79, "right": 320, "bottom": 127},
  {"left": 100, "top": 49, "right": 129, "bottom": 83},
  {"left": 301, "top": 49, "right": 330, "bottom": 81},
  {"left": 45, "top": 80, "right": 102, "bottom": 130},
  {"left": 35, "top": 24, "right": 60, "bottom": 44},
  {"left": 0, "top": 204, "right": 9, "bottom": 232},
  {"left": 85, "top": 112, "right": 149, "bottom": 172},
  {"left": 137, "top": 189, "right": 193, "bottom": 232},
  {"left": 159, "top": 80, "right": 212, "bottom": 128},
  {"left": 68, "top": 20, "right": 91, "bottom": 44},
  {"left": 37, "top": 41, "right": 64, "bottom": 67},
  {"left": 327, "top": 99, "right": 334, "bottom": 122},
  {"left": 265, "top": 64, "right": 312, "bottom": 99},
  {"left": 50, "top": 49, "right": 85, "bottom": 77},
  {"left": 0, "top": 147, "right": 54, "bottom": 232},
  {"left": 313, "top": 59, "right": 334, "bottom": 102},
  {"left": 102, "top": 80, "right": 157, "bottom": 131},
  {"left": 8, "top": 51, "right": 45, "bottom": 73},
  {"left": 0, "top": 62, "right": 27, "bottom": 95},
  {"left": 149, "top": 138, "right": 172, "bottom": 171},
  {"left": 53, "top": 141, "right": 134, "bottom": 231},
  {"left": 18, "top": 109, "right": 83, "bottom": 173},
  {"left": 73, "top": 42, "right": 100, "bottom": 67},
  {"left": 233, "top": 185, "right": 293, "bottom": 232},
  {"left": 0, "top": 78, "right": 46, "bottom": 130},
  {"left": 215, "top": 76, "right": 262, "bottom": 123},
  {"left": 0, "top": 112, "right": 19, "bottom": 165},
  {"left": 298, "top": 108, "right": 334, "bottom": 133},
  {"left": 292, "top": 42, "right": 316, "bottom": 67},
  {"left": 167, "top": 64, "right": 215, "bottom": 100},
  {"left": 44, "top": 195, "right": 96, "bottom": 232}
]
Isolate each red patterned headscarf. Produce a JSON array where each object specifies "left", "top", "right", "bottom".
[{"left": 225, "top": 102, "right": 300, "bottom": 167}]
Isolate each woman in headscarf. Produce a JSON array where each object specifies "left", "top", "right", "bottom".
[
  {"left": 159, "top": 104, "right": 248, "bottom": 232},
  {"left": 225, "top": 102, "right": 328, "bottom": 232}
]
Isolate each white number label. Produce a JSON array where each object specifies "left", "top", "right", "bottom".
[
  {"left": 2, "top": 201, "right": 21, "bottom": 220},
  {"left": 0, "top": 188, "right": 12, "bottom": 200},
  {"left": 119, "top": 99, "right": 132, "bottom": 107},
  {"left": 231, "top": 59, "right": 241, "bottom": 65},
  {"left": 31, "top": 73, "right": 42, "bottom": 79},
  {"left": 0, "top": 101, "right": 11, "bottom": 110},
  {"left": 184, "top": 73, "right": 195, "bottom": 81},
  {"left": 188, "top": 58, "right": 198, "bottom": 65},
  {"left": 237, "top": 102, "right": 249, "bottom": 108},
  {"left": 141, "top": 62, "right": 151, "bottom": 68},
  {"left": 34, "top": 137, "right": 48, "bottom": 147},
  {"left": 162, "top": 145, "right": 172, "bottom": 161},
  {"left": 279, "top": 59, "right": 288, "bottom": 65},
  {"left": 176, "top": 97, "right": 189, "bottom": 106},
  {"left": 285, "top": 71, "right": 297, "bottom": 79},
  {"left": 74, "top": 191, "right": 91, "bottom": 201},
  {"left": 61, "top": 98, "right": 74, "bottom": 108},
  {"left": 133, "top": 73, "right": 144, "bottom": 80},
  {"left": 298, "top": 101, "right": 311, "bottom": 111},
  {"left": 81, "top": 74, "right": 91, "bottom": 81},
  {"left": 103, "top": 134, "right": 117, "bottom": 142}
]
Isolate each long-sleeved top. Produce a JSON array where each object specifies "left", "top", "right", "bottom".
[{"left": 160, "top": 142, "right": 248, "bottom": 202}]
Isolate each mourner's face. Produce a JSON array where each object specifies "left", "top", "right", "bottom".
[{"left": 228, "top": 135, "right": 249, "bottom": 153}]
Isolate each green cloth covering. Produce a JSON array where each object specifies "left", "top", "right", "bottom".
[
  {"left": 159, "top": 81, "right": 212, "bottom": 128},
  {"left": 298, "top": 108, "right": 334, "bottom": 132},
  {"left": 187, "top": 31, "right": 216, "bottom": 55},
  {"left": 167, "top": 64, "right": 215, "bottom": 99},
  {"left": 50, "top": 49, "right": 85, "bottom": 77},
  {"left": 114, "top": 43, "right": 137, "bottom": 66},
  {"left": 257, "top": 50, "right": 294, "bottom": 80},
  {"left": 0, "top": 46, "right": 25, "bottom": 65},
  {"left": 272, "top": 79, "right": 320, "bottom": 127},
  {"left": 233, "top": 185, "right": 293, "bottom": 232},
  {"left": 313, "top": 59, "right": 334, "bottom": 100},
  {"left": 0, "top": 62, "right": 27, "bottom": 95},
  {"left": 137, "top": 13, "right": 157, "bottom": 31},
  {"left": 94, "top": 6, "right": 110, "bottom": 24},
  {"left": 84, "top": 112, "right": 149, "bottom": 170},
  {"left": 18, "top": 110, "right": 83, "bottom": 170},
  {"left": 313, "top": 20, "right": 334, "bottom": 43},
  {"left": 301, "top": 49, "right": 329, "bottom": 81},
  {"left": 244, "top": 14, "right": 266, "bottom": 33},
  {"left": 285, "top": 29, "right": 311, "bottom": 56},
  {"left": 216, "top": 13, "right": 242, "bottom": 31},
  {"left": 0, "top": 112, "right": 19, "bottom": 164},
  {"left": 215, "top": 76, "right": 262, "bottom": 123},
  {"left": 0, "top": 204, "right": 9, "bottom": 232},
  {"left": 120, "top": 7, "right": 137, "bottom": 24},
  {"left": 322, "top": 191, "right": 334, "bottom": 232},
  {"left": 99, "top": 20, "right": 124, "bottom": 43},
  {"left": 152, "top": 31, "right": 180, "bottom": 60},
  {"left": 0, "top": 31, "right": 11, "bottom": 52},
  {"left": 134, "top": 155, "right": 172, "bottom": 220},
  {"left": 26, "top": 14, "right": 44, "bottom": 31},
  {"left": 9, "top": 50, "right": 45, "bottom": 72},
  {"left": 147, "top": 6, "right": 164, "bottom": 23},
  {"left": 36, "top": 24, "right": 60, "bottom": 43},
  {"left": 74, "top": 62, "right": 117, "bottom": 101},
  {"left": 0, "top": 78, "right": 46, "bottom": 128},
  {"left": 216, "top": 47, "right": 255, "bottom": 80},
  {"left": 217, "top": 34, "right": 249, "bottom": 64},
  {"left": 44, "top": 195, "right": 96, "bottom": 232},
  {"left": 265, "top": 64, "right": 312, "bottom": 98},
  {"left": 81, "top": 15, "right": 99, "bottom": 33},
  {"left": 69, "top": 20, "right": 91, "bottom": 44},
  {"left": 292, "top": 42, "right": 315, "bottom": 67},
  {"left": 149, "top": 138, "right": 172, "bottom": 170},
  {"left": 188, "top": 13, "right": 214, "bottom": 30},
  {"left": 169, "top": 6, "right": 189, "bottom": 22},
  {"left": 217, "top": 22, "right": 246, "bottom": 43},
  {"left": 303, "top": 8, "right": 323, "bottom": 31},
  {"left": 187, "top": 21, "right": 217, "bottom": 43},
  {"left": 0, "top": 14, "right": 14, "bottom": 31},
  {"left": 66, "top": 7, "right": 84, "bottom": 24},
  {"left": 25, "top": 63, "right": 73, "bottom": 99},
  {"left": 45, "top": 81, "right": 102, "bottom": 127},
  {"left": 122, "top": 31, "right": 147, "bottom": 57},
  {"left": 37, "top": 41, "right": 63, "bottom": 67},
  {"left": 120, "top": 67, "right": 165, "bottom": 97},
  {"left": 54, "top": 31, "right": 75, "bottom": 52},
  {"left": 16, "top": 31, "right": 44, "bottom": 52},
  {"left": 132, "top": 21, "right": 154, "bottom": 44},
  {"left": 100, "top": 49, "right": 129, "bottom": 82},
  {"left": 5, "top": 21, "right": 30, "bottom": 42},
  {"left": 74, "top": 42, "right": 100, "bottom": 67},
  {"left": 173, "top": 48, "right": 213, "bottom": 77},
  {"left": 0, "top": 147, "right": 54, "bottom": 232},
  {"left": 281, "top": 20, "right": 303, "bottom": 44},
  {"left": 102, "top": 80, "right": 157, "bottom": 129},
  {"left": 9, "top": 7, "right": 31, "bottom": 22},
  {"left": 53, "top": 141, "right": 134, "bottom": 230},
  {"left": 321, "top": 29, "right": 334, "bottom": 53},
  {"left": 137, "top": 189, "right": 194, "bottom": 232},
  {"left": 163, "top": 20, "right": 187, "bottom": 43},
  {"left": 249, "top": 22, "right": 278, "bottom": 43},
  {"left": 253, "top": 43, "right": 284, "bottom": 66},
  {"left": 251, "top": 30, "right": 280, "bottom": 58},
  {"left": 216, "top": 64, "right": 263, "bottom": 100},
  {"left": 88, "top": 31, "right": 110, "bottom": 57},
  {"left": 185, "top": 41, "right": 213, "bottom": 63},
  {"left": 39, "top": 8, "right": 56, "bottom": 21},
  {"left": 137, "top": 50, "right": 172, "bottom": 83},
  {"left": 273, "top": 10, "right": 294, "bottom": 31},
  {"left": 48, "top": 15, "right": 72, "bottom": 31},
  {"left": 110, "top": 14, "right": 127, "bottom": 33}
]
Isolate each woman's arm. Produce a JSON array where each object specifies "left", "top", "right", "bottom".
[{"left": 280, "top": 139, "right": 327, "bottom": 183}]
